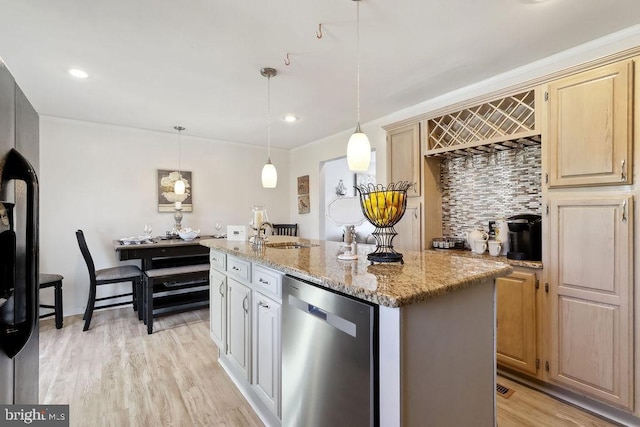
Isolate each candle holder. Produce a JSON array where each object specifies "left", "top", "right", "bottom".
[
  {"left": 250, "top": 205, "right": 268, "bottom": 241},
  {"left": 355, "top": 181, "right": 413, "bottom": 264},
  {"left": 171, "top": 206, "right": 183, "bottom": 235}
]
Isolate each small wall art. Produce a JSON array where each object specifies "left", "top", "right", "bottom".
[
  {"left": 158, "top": 169, "right": 193, "bottom": 212},
  {"left": 297, "top": 175, "right": 310, "bottom": 214}
]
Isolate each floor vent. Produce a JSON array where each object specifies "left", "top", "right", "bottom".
[{"left": 496, "top": 383, "right": 515, "bottom": 398}]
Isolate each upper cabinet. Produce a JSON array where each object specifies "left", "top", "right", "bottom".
[
  {"left": 547, "top": 60, "right": 633, "bottom": 188},
  {"left": 387, "top": 122, "right": 421, "bottom": 197}
]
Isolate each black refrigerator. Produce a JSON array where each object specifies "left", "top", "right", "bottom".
[{"left": 0, "top": 59, "right": 40, "bottom": 405}]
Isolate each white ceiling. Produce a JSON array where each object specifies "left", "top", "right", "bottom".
[{"left": 0, "top": 0, "right": 639, "bottom": 149}]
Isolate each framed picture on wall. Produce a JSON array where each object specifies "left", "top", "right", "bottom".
[
  {"left": 297, "top": 175, "right": 309, "bottom": 195},
  {"left": 297, "top": 175, "right": 310, "bottom": 214},
  {"left": 298, "top": 194, "right": 310, "bottom": 214},
  {"left": 158, "top": 169, "right": 193, "bottom": 212}
]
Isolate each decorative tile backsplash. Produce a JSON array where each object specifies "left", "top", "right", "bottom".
[{"left": 441, "top": 145, "right": 542, "bottom": 238}]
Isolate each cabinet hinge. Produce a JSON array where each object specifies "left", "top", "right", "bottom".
[
  {"left": 545, "top": 204, "right": 549, "bottom": 215},
  {"left": 545, "top": 283, "right": 549, "bottom": 293},
  {"left": 545, "top": 361, "right": 550, "bottom": 372},
  {"left": 544, "top": 91, "right": 549, "bottom": 101},
  {"left": 535, "top": 279, "right": 540, "bottom": 290},
  {"left": 545, "top": 173, "right": 549, "bottom": 184},
  {"left": 536, "top": 359, "right": 540, "bottom": 370}
]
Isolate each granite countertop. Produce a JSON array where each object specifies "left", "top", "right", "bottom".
[{"left": 200, "top": 237, "right": 513, "bottom": 308}]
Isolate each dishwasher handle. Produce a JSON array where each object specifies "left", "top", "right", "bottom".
[{"left": 307, "top": 304, "right": 327, "bottom": 321}]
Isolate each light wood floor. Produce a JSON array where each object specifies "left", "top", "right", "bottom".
[{"left": 39, "top": 308, "right": 618, "bottom": 427}]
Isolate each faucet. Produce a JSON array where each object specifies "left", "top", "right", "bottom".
[{"left": 253, "top": 221, "right": 273, "bottom": 247}]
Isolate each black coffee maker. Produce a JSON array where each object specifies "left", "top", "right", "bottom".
[{"left": 507, "top": 214, "right": 542, "bottom": 261}]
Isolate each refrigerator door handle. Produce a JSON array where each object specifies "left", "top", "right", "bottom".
[{"left": 0, "top": 149, "right": 38, "bottom": 359}]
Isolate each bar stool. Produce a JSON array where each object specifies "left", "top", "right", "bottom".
[{"left": 39, "top": 273, "right": 63, "bottom": 329}]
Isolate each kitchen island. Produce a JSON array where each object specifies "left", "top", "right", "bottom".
[{"left": 200, "top": 237, "right": 512, "bottom": 426}]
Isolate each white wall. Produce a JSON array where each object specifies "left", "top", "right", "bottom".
[
  {"left": 289, "top": 121, "right": 388, "bottom": 239},
  {"left": 39, "top": 117, "right": 290, "bottom": 316},
  {"left": 321, "top": 155, "right": 375, "bottom": 242}
]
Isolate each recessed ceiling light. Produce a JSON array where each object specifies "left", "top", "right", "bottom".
[
  {"left": 68, "top": 68, "right": 88, "bottom": 79},
  {"left": 283, "top": 114, "right": 299, "bottom": 123}
]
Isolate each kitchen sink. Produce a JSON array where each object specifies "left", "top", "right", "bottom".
[{"left": 265, "top": 242, "right": 319, "bottom": 249}]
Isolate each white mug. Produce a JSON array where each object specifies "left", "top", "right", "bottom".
[
  {"left": 488, "top": 240, "right": 502, "bottom": 256},
  {"left": 472, "top": 240, "right": 487, "bottom": 254}
]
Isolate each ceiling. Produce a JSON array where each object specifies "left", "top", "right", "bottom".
[{"left": 0, "top": 0, "right": 639, "bottom": 149}]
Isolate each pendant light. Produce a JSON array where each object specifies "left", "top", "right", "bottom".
[
  {"left": 261, "top": 67, "right": 278, "bottom": 188},
  {"left": 347, "top": 0, "right": 371, "bottom": 172},
  {"left": 174, "top": 126, "right": 186, "bottom": 195}
]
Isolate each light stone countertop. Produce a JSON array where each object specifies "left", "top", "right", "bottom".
[{"left": 200, "top": 236, "right": 513, "bottom": 308}]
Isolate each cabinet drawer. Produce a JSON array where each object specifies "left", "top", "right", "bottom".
[
  {"left": 210, "top": 250, "right": 227, "bottom": 272},
  {"left": 227, "top": 255, "right": 251, "bottom": 282},
  {"left": 252, "top": 264, "right": 282, "bottom": 299}
]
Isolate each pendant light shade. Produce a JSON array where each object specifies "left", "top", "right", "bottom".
[
  {"left": 347, "top": 124, "right": 371, "bottom": 171},
  {"left": 261, "top": 67, "right": 278, "bottom": 188},
  {"left": 174, "top": 178, "right": 186, "bottom": 195},
  {"left": 347, "top": 0, "right": 371, "bottom": 172},
  {"left": 262, "top": 160, "right": 278, "bottom": 188},
  {"left": 173, "top": 126, "right": 186, "bottom": 194}
]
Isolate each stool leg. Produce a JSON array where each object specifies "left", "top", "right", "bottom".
[
  {"left": 132, "top": 278, "right": 138, "bottom": 312},
  {"left": 54, "top": 282, "right": 63, "bottom": 329},
  {"left": 136, "top": 278, "right": 143, "bottom": 321},
  {"left": 146, "top": 277, "right": 153, "bottom": 334}
]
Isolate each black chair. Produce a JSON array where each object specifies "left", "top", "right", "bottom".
[
  {"left": 76, "top": 230, "right": 142, "bottom": 331},
  {"left": 39, "top": 273, "right": 63, "bottom": 329},
  {"left": 272, "top": 224, "right": 298, "bottom": 237}
]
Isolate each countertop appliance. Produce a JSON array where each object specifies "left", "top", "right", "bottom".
[
  {"left": 0, "top": 61, "right": 40, "bottom": 405},
  {"left": 282, "top": 275, "right": 378, "bottom": 427},
  {"left": 507, "top": 214, "right": 541, "bottom": 261}
]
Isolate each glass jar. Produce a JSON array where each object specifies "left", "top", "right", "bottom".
[{"left": 250, "top": 205, "right": 268, "bottom": 230}]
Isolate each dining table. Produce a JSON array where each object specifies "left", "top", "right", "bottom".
[{"left": 113, "top": 235, "right": 219, "bottom": 271}]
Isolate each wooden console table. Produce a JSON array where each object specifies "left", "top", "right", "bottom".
[{"left": 114, "top": 237, "right": 215, "bottom": 332}]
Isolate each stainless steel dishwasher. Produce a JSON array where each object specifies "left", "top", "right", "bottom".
[{"left": 282, "top": 275, "right": 377, "bottom": 427}]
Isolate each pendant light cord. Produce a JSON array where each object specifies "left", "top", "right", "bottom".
[
  {"left": 267, "top": 75, "right": 272, "bottom": 161},
  {"left": 178, "top": 129, "right": 182, "bottom": 175},
  {"left": 174, "top": 125, "right": 185, "bottom": 176},
  {"left": 356, "top": 0, "right": 361, "bottom": 126}
]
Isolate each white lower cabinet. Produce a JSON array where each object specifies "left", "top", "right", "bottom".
[
  {"left": 252, "top": 292, "right": 281, "bottom": 417},
  {"left": 210, "top": 250, "right": 282, "bottom": 426},
  {"left": 209, "top": 269, "right": 226, "bottom": 350},
  {"left": 227, "top": 277, "right": 252, "bottom": 381}
]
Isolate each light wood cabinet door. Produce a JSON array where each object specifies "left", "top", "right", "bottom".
[
  {"left": 252, "top": 292, "right": 281, "bottom": 417},
  {"left": 227, "top": 278, "right": 252, "bottom": 381},
  {"left": 393, "top": 200, "right": 422, "bottom": 252},
  {"left": 209, "top": 269, "right": 226, "bottom": 351},
  {"left": 387, "top": 123, "right": 421, "bottom": 197},
  {"left": 547, "top": 60, "right": 633, "bottom": 187},
  {"left": 496, "top": 271, "right": 538, "bottom": 376},
  {"left": 548, "top": 194, "right": 633, "bottom": 410}
]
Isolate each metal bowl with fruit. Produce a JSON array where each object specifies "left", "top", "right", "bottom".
[{"left": 355, "top": 181, "right": 413, "bottom": 264}]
